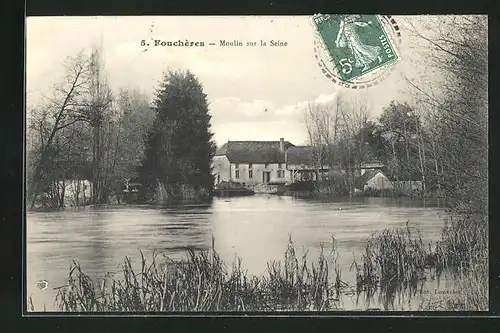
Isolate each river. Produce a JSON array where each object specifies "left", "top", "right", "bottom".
[{"left": 26, "top": 195, "right": 453, "bottom": 312}]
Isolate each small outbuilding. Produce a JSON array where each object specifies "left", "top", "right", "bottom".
[{"left": 354, "top": 169, "right": 393, "bottom": 191}]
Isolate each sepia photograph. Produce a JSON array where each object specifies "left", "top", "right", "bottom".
[{"left": 25, "top": 15, "right": 488, "bottom": 313}]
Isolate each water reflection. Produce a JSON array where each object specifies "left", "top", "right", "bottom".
[{"left": 27, "top": 195, "right": 447, "bottom": 311}]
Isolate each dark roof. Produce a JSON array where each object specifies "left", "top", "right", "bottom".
[
  {"left": 215, "top": 140, "right": 295, "bottom": 163},
  {"left": 286, "top": 146, "right": 314, "bottom": 165},
  {"left": 354, "top": 169, "right": 384, "bottom": 189}
]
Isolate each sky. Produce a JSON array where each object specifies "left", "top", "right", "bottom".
[{"left": 26, "top": 16, "right": 430, "bottom": 147}]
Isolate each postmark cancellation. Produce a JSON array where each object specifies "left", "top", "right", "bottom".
[{"left": 311, "top": 14, "right": 402, "bottom": 89}]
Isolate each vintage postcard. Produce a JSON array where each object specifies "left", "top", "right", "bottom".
[{"left": 25, "top": 15, "right": 488, "bottom": 313}]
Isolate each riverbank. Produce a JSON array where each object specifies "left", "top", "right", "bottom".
[
  {"left": 28, "top": 196, "right": 217, "bottom": 213},
  {"left": 28, "top": 213, "right": 487, "bottom": 312},
  {"left": 276, "top": 181, "right": 446, "bottom": 199},
  {"left": 27, "top": 180, "right": 446, "bottom": 212}
]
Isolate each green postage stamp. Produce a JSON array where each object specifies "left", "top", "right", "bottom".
[{"left": 311, "top": 14, "right": 401, "bottom": 87}]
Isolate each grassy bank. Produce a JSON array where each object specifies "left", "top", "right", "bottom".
[{"left": 28, "top": 214, "right": 487, "bottom": 312}]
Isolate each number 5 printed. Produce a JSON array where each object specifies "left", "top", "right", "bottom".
[{"left": 338, "top": 58, "right": 353, "bottom": 75}]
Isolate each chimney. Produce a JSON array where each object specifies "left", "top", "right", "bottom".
[{"left": 279, "top": 138, "right": 285, "bottom": 152}]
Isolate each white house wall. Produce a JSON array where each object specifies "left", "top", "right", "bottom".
[
  {"left": 212, "top": 155, "right": 231, "bottom": 186},
  {"left": 213, "top": 155, "right": 373, "bottom": 186},
  {"left": 365, "top": 172, "right": 393, "bottom": 190},
  {"left": 230, "top": 163, "right": 290, "bottom": 185}
]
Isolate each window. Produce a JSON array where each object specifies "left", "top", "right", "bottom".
[
  {"left": 277, "top": 170, "right": 284, "bottom": 178},
  {"left": 235, "top": 170, "right": 240, "bottom": 179},
  {"left": 235, "top": 163, "right": 240, "bottom": 169},
  {"left": 278, "top": 163, "right": 282, "bottom": 169},
  {"left": 249, "top": 170, "right": 253, "bottom": 179},
  {"left": 264, "top": 163, "right": 269, "bottom": 168},
  {"left": 249, "top": 163, "right": 253, "bottom": 169}
]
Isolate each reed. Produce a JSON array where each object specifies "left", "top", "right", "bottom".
[
  {"left": 419, "top": 257, "right": 488, "bottom": 311},
  {"left": 420, "top": 214, "right": 488, "bottom": 311},
  {"left": 436, "top": 214, "right": 487, "bottom": 274},
  {"left": 52, "top": 236, "right": 349, "bottom": 312},
  {"left": 353, "top": 213, "right": 488, "bottom": 311},
  {"left": 354, "top": 224, "right": 429, "bottom": 289}
]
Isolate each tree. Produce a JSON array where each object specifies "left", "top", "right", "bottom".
[
  {"left": 114, "top": 89, "right": 155, "bottom": 181},
  {"left": 335, "top": 94, "right": 372, "bottom": 192},
  {"left": 83, "top": 45, "right": 115, "bottom": 205},
  {"left": 303, "top": 93, "right": 373, "bottom": 193},
  {"left": 355, "top": 121, "right": 385, "bottom": 161},
  {"left": 404, "top": 15, "right": 487, "bottom": 211},
  {"left": 138, "top": 70, "right": 216, "bottom": 203},
  {"left": 303, "top": 101, "right": 335, "bottom": 179},
  {"left": 376, "top": 101, "right": 422, "bottom": 181},
  {"left": 28, "top": 51, "right": 92, "bottom": 209},
  {"left": 28, "top": 45, "right": 125, "bottom": 208}
]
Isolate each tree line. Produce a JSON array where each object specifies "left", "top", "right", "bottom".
[
  {"left": 27, "top": 46, "right": 215, "bottom": 209},
  {"left": 303, "top": 16, "right": 487, "bottom": 213}
]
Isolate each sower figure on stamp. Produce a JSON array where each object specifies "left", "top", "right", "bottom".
[{"left": 335, "top": 15, "right": 383, "bottom": 72}]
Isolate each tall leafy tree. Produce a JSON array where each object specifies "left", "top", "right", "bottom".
[
  {"left": 377, "top": 101, "right": 422, "bottom": 180},
  {"left": 139, "top": 70, "right": 216, "bottom": 202}
]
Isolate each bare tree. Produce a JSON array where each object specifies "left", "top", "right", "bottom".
[
  {"left": 28, "top": 52, "right": 92, "bottom": 209},
  {"left": 28, "top": 44, "right": 158, "bottom": 208},
  {"left": 63, "top": 45, "right": 116, "bottom": 205},
  {"left": 303, "top": 93, "right": 372, "bottom": 193},
  {"left": 304, "top": 101, "right": 329, "bottom": 180},
  {"left": 336, "top": 94, "right": 371, "bottom": 192},
  {"left": 403, "top": 15, "right": 487, "bottom": 211},
  {"left": 114, "top": 89, "right": 155, "bottom": 180}
]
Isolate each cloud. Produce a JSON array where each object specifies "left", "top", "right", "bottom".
[
  {"left": 210, "top": 97, "right": 277, "bottom": 123},
  {"left": 314, "top": 93, "right": 338, "bottom": 104},
  {"left": 210, "top": 95, "right": 321, "bottom": 125},
  {"left": 213, "top": 120, "right": 308, "bottom": 147},
  {"left": 209, "top": 93, "right": 347, "bottom": 146}
]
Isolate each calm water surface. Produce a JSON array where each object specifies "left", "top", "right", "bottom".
[{"left": 27, "top": 195, "right": 452, "bottom": 311}]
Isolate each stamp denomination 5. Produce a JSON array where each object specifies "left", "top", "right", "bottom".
[{"left": 311, "top": 14, "right": 402, "bottom": 89}]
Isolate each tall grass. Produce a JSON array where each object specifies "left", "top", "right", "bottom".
[
  {"left": 420, "top": 214, "right": 488, "bottom": 310},
  {"left": 351, "top": 224, "right": 433, "bottom": 309},
  {"left": 352, "top": 214, "right": 488, "bottom": 311},
  {"left": 52, "top": 237, "right": 350, "bottom": 312},
  {"left": 436, "top": 214, "right": 487, "bottom": 274}
]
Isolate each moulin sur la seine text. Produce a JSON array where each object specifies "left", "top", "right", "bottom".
[
  {"left": 219, "top": 40, "right": 288, "bottom": 47},
  {"left": 141, "top": 39, "right": 288, "bottom": 47}
]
